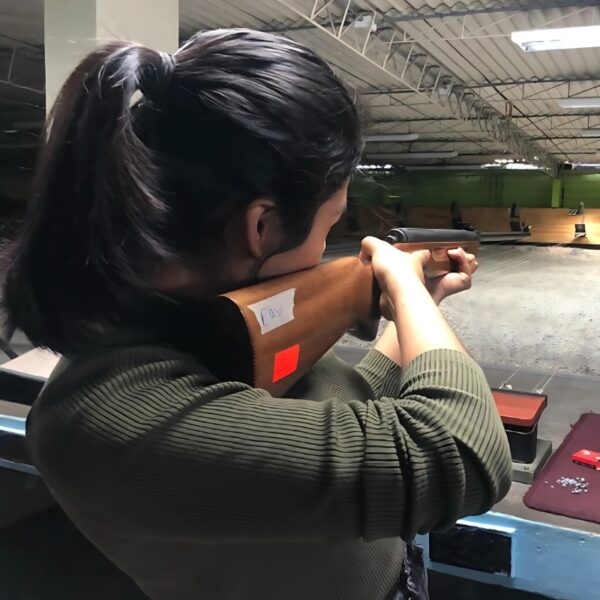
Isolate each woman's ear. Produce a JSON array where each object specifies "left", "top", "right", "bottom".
[{"left": 243, "top": 198, "right": 280, "bottom": 259}]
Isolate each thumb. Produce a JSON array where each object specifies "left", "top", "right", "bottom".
[
  {"left": 359, "top": 236, "right": 382, "bottom": 263},
  {"left": 446, "top": 247, "right": 466, "bottom": 259}
]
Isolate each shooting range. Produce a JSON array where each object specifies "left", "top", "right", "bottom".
[{"left": 1, "top": 1, "right": 600, "bottom": 599}]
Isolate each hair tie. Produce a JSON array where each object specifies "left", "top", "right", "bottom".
[{"left": 138, "top": 51, "right": 176, "bottom": 104}]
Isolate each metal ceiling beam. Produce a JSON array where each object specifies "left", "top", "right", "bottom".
[
  {"left": 382, "top": 1, "right": 599, "bottom": 23},
  {"left": 272, "top": 0, "right": 560, "bottom": 175},
  {"left": 0, "top": 46, "right": 45, "bottom": 95},
  {"left": 0, "top": 34, "right": 44, "bottom": 52},
  {"left": 0, "top": 78, "right": 44, "bottom": 95},
  {"left": 359, "top": 77, "right": 600, "bottom": 95},
  {"left": 263, "top": 1, "right": 597, "bottom": 32},
  {"left": 367, "top": 136, "right": 598, "bottom": 143},
  {"left": 549, "top": 151, "right": 598, "bottom": 154},
  {"left": 369, "top": 151, "right": 600, "bottom": 158},
  {"left": 371, "top": 113, "right": 600, "bottom": 123}
]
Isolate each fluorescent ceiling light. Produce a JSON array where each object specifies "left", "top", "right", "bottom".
[
  {"left": 556, "top": 97, "right": 600, "bottom": 109},
  {"left": 408, "top": 165, "right": 481, "bottom": 171},
  {"left": 505, "top": 163, "right": 541, "bottom": 170},
  {"left": 572, "top": 163, "right": 600, "bottom": 169},
  {"left": 364, "top": 133, "right": 420, "bottom": 142},
  {"left": 366, "top": 151, "right": 458, "bottom": 159},
  {"left": 581, "top": 129, "right": 600, "bottom": 137},
  {"left": 482, "top": 162, "right": 540, "bottom": 170},
  {"left": 511, "top": 25, "right": 600, "bottom": 52},
  {"left": 357, "top": 164, "right": 393, "bottom": 170}
]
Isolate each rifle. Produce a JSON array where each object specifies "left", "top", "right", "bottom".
[{"left": 201, "top": 228, "right": 480, "bottom": 396}]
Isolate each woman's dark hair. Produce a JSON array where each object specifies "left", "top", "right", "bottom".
[{"left": 2, "top": 29, "right": 363, "bottom": 355}]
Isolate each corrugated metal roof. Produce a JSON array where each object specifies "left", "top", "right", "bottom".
[
  {"left": 1, "top": 0, "right": 599, "bottom": 166},
  {"left": 388, "top": 2, "right": 600, "bottom": 82},
  {"left": 180, "top": 0, "right": 600, "bottom": 166},
  {"left": 0, "top": 0, "right": 43, "bottom": 47}
]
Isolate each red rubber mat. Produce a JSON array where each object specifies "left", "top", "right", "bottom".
[{"left": 523, "top": 413, "right": 600, "bottom": 524}]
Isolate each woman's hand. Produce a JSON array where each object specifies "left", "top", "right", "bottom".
[
  {"left": 426, "top": 248, "right": 478, "bottom": 305},
  {"left": 359, "top": 237, "right": 431, "bottom": 321},
  {"left": 361, "top": 236, "right": 465, "bottom": 366}
]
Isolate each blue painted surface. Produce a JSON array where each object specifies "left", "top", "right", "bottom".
[
  {"left": 418, "top": 511, "right": 600, "bottom": 599},
  {"left": 0, "top": 414, "right": 26, "bottom": 436}
]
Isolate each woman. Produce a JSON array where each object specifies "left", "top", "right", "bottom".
[{"left": 3, "top": 29, "right": 511, "bottom": 600}]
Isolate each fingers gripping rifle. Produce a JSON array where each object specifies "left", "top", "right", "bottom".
[{"left": 201, "top": 228, "right": 479, "bottom": 396}]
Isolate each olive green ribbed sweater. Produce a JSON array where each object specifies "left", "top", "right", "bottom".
[{"left": 27, "top": 344, "right": 512, "bottom": 600}]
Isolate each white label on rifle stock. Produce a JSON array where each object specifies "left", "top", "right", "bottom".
[{"left": 248, "top": 288, "right": 296, "bottom": 335}]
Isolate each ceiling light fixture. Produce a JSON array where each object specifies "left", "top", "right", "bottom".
[
  {"left": 556, "top": 98, "right": 600, "bottom": 109},
  {"left": 364, "top": 133, "right": 420, "bottom": 142},
  {"left": 366, "top": 151, "right": 458, "bottom": 159},
  {"left": 408, "top": 165, "right": 481, "bottom": 171},
  {"left": 511, "top": 25, "right": 600, "bottom": 52},
  {"left": 482, "top": 162, "right": 541, "bottom": 170},
  {"left": 505, "top": 163, "right": 541, "bottom": 170},
  {"left": 357, "top": 164, "right": 393, "bottom": 170},
  {"left": 581, "top": 129, "right": 600, "bottom": 137}
]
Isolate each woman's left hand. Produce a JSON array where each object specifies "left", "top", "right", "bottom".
[{"left": 426, "top": 247, "right": 479, "bottom": 305}]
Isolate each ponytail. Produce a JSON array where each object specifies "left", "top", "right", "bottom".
[
  {"left": 3, "top": 42, "right": 176, "bottom": 354},
  {"left": 3, "top": 30, "right": 363, "bottom": 355}
]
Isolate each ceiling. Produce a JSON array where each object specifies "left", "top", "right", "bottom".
[{"left": 2, "top": 0, "right": 600, "bottom": 179}]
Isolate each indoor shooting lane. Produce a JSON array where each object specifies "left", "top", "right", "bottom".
[
  {"left": 332, "top": 235, "right": 600, "bottom": 600},
  {"left": 2, "top": 1, "right": 600, "bottom": 600}
]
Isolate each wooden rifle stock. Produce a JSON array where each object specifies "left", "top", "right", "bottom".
[{"left": 202, "top": 228, "right": 479, "bottom": 396}]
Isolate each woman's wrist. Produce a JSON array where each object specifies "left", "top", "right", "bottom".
[
  {"left": 386, "top": 274, "right": 431, "bottom": 322},
  {"left": 389, "top": 279, "right": 465, "bottom": 365}
]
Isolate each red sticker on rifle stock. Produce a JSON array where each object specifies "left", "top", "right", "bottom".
[{"left": 272, "top": 344, "right": 300, "bottom": 383}]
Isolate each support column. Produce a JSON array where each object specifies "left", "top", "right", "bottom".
[
  {"left": 551, "top": 178, "right": 563, "bottom": 208},
  {"left": 44, "top": 0, "right": 179, "bottom": 113}
]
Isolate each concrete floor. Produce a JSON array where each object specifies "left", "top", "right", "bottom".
[{"left": 331, "top": 242, "right": 600, "bottom": 380}]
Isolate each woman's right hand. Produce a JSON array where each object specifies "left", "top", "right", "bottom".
[
  {"left": 360, "top": 236, "right": 465, "bottom": 365},
  {"left": 359, "top": 236, "right": 432, "bottom": 321}
]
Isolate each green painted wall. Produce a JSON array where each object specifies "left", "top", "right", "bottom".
[
  {"left": 354, "top": 170, "right": 600, "bottom": 208},
  {"left": 562, "top": 172, "right": 600, "bottom": 208},
  {"left": 551, "top": 178, "right": 562, "bottom": 208}
]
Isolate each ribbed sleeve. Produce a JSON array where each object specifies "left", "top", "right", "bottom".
[
  {"left": 361, "top": 348, "right": 512, "bottom": 540},
  {"left": 355, "top": 349, "right": 404, "bottom": 399},
  {"left": 29, "top": 346, "right": 512, "bottom": 547},
  {"left": 288, "top": 348, "right": 404, "bottom": 403},
  {"left": 286, "top": 349, "right": 376, "bottom": 402}
]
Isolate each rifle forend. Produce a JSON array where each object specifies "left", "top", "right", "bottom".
[{"left": 201, "top": 228, "right": 480, "bottom": 396}]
